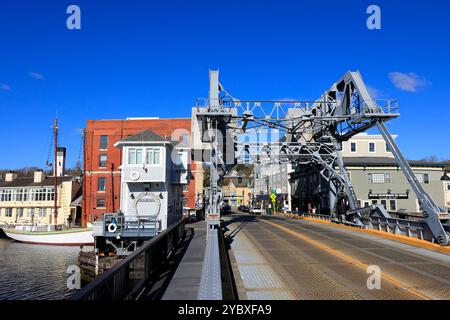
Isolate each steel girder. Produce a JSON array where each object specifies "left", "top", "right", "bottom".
[{"left": 195, "top": 70, "right": 449, "bottom": 245}]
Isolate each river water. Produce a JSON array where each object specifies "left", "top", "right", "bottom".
[{"left": 0, "top": 238, "right": 92, "bottom": 300}]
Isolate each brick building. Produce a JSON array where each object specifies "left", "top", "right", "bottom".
[{"left": 82, "top": 117, "right": 203, "bottom": 226}]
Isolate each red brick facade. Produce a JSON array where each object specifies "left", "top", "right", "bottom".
[{"left": 82, "top": 118, "right": 196, "bottom": 226}]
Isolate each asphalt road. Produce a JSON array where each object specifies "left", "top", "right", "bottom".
[{"left": 224, "top": 213, "right": 450, "bottom": 300}]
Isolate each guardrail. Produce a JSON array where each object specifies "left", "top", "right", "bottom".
[
  {"left": 102, "top": 213, "right": 158, "bottom": 238},
  {"left": 286, "top": 211, "right": 441, "bottom": 243},
  {"left": 71, "top": 219, "right": 185, "bottom": 300}
]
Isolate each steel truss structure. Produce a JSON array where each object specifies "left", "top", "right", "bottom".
[{"left": 194, "top": 70, "right": 449, "bottom": 246}]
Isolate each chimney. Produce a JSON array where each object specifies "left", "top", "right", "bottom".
[
  {"left": 5, "top": 171, "right": 18, "bottom": 182},
  {"left": 34, "top": 170, "right": 45, "bottom": 183},
  {"left": 55, "top": 147, "right": 66, "bottom": 177}
]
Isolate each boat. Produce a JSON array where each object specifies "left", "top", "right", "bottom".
[
  {"left": 0, "top": 118, "right": 94, "bottom": 246},
  {"left": 1, "top": 227, "right": 94, "bottom": 246}
]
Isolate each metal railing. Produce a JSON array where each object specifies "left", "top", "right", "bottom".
[
  {"left": 286, "top": 211, "right": 443, "bottom": 243},
  {"left": 71, "top": 219, "right": 185, "bottom": 300},
  {"left": 103, "top": 213, "right": 159, "bottom": 238}
]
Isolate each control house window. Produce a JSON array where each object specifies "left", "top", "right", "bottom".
[
  {"left": 350, "top": 142, "right": 357, "bottom": 153},
  {"left": 100, "top": 135, "right": 108, "bottom": 150},
  {"left": 98, "top": 177, "right": 106, "bottom": 192},
  {"left": 128, "top": 148, "right": 143, "bottom": 165},
  {"left": 146, "top": 148, "right": 161, "bottom": 165},
  {"left": 99, "top": 154, "right": 108, "bottom": 168},
  {"left": 369, "top": 142, "right": 375, "bottom": 153}
]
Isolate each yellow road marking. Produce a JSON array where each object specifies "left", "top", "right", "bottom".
[
  {"left": 261, "top": 219, "right": 432, "bottom": 300},
  {"left": 298, "top": 215, "right": 450, "bottom": 255}
]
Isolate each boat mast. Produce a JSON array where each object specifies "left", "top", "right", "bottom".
[{"left": 53, "top": 118, "right": 58, "bottom": 225}]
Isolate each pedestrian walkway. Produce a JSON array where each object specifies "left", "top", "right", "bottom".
[{"left": 161, "top": 220, "right": 207, "bottom": 300}]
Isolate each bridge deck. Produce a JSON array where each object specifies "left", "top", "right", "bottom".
[{"left": 224, "top": 214, "right": 450, "bottom": 300}]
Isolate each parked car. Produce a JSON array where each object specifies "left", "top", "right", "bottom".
[
  {"left": 183, "top": 207, "right": 197, "bottom": 222},
  {"left": 238, "top": 205, "right": 249, "bottom": 212},
  {"left": 220, "top": 204, "right": 231, "bottom": 215},
  {"left": 250, "top": 207, "right": 262, "bottom": 215}
]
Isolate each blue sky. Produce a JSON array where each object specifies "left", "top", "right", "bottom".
[{"left": 0, "top": 0, "right": 449, "bottom": 168}]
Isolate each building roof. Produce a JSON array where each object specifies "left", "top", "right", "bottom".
[
  {"left": 343, "top": 157, "right": 449, "bottom": 168},
  {"left": 224, "top": 164, "right": 254, "bottom": 178},
  {"left": 71, "top": 195, "right": 83, "bottom": 207},
  {"left": 0, "top": 176, "right": 75, "bottom": 188},
  {"left": 120, "top": 130, "right": 173, "bottom": 143},
  {"left": 115, "top": 130, "right": 182, "bottom": 147}
]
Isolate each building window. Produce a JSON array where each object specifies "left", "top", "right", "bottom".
[
  {"left": 99, "top": 154, "right": 108, "bottom": 167},
  {"left": 369, "top": 142, "right": 375, "bottom": 153},
  {"left": 16, "top": 208, "right": 24, "bottom": 218},
  {"left": 98, "top": 177, "right": 106, "bottom": 191},
  {"left": 100, "top": 135, "right": 108, "bottom": 150},
  {"left": 368, "top": 173, "right": 390, "bottom": 184},
  {"left": 39, "top": 208, "right": 46, "bottom": 217},
  {"left": 15, "top": 189, "right": 21, "bottom": 201},
  {"left": 350, "top": 142, "right": 357, "bottom": 153},
  {"left": 28, "top": 208, "right": 34, "bottom": 217},
  {"left": 415, "top": 173, "right": 429, "bottom": 184},
  {"left": 238, "top": 177, "right": 243, "bottom": 184},
  {"left": 128, "top": 148, "right": 143, "bottom": 165},
  {"left": 447, "top": 183, "right": 450, "bottom": 191},
  {"left": 96, "top": 198, "right": 106, "bottom": 208},
  {"left": 145, "top": 148, "right": 161, "bottom": 165},
  {"left": 1, "top": 189, "right": 12, "bottom": 202},
  {"left": 386, "top": 143, "right": 391, "bottom": 152},
  {"left": 389, "top": 200, "right": 397, "bottom": 211},
  {"left": 5, "top": 208, "right": 12, "bottom": 217}
]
